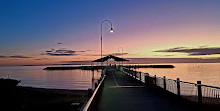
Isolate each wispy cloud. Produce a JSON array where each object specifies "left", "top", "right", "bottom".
[
  {"left": 153, "top": 55, "right": 174, "bottom": 57},
  {"left": 47, "top": 49, "right": 77, "bottom": 56},
  {"left": 0, "top": 55, "right": 31, "bottom": 58},
  {"left": 77, "top": 50, "right": 92, "bottom": 53},
  {"left": 154, "top": 47, "right": 220, "bottom": 56},
  {"left": 0, "top": 55, "right": 7, "bottom": 58},
  {"left": 34, "top": 58, "right": 48, "bottom": 60},
  {"left": 9, "top": 55, "right": 31, "bottom": 58},
  {"left": 43, "top": 49, "right": 91, "bottom": 56},
  {"left": 81, "top": 52, "right": 128, "bottom": 57},
  {"left": 59, "top": 60, "right": 91, "bottom": 65},
  {"left": 46, "top": 49, "right": 55, "bottom": 53}
]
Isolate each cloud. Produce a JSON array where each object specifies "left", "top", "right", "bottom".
[
  {"left": 127, "top": 58, "right": 220, "bottom": 64},
  {"left": 84, "top": 51, "right": 129, "bottom": 56},
  {"left": 44, "top": 49, "right": 91, "bottom": 56},
  {"left": 46, "top": 49, "right": 77, "bottom": 56},
  {"left": 0, "top": 55, "right": 31, "bottom": 59},
  {"left": 9, "top": 55, "right": 31, "bottom": 58},
  {"left": 58, "top": 61, "right": 91, "bottom": 65},
  {"left": 34, "top": 59, "right": 42, "bottom": 60},
  {"left": 81, "top": 52, "right": 128, "bottom": 57},
  {"left": 0, "top": 55, "right": 7, "bottom": 58},
  {"left": 46, "top": 49, "right": 55, "bottom": 53},
  {"left": 34, "top": 58, "right": 48, "bottom": 60},
  {"left": 199, "top": 45, "right": 209, "bottom": 48},
  {"left": 76, "top": 50, "right": 92, "bottom": 53},
  {"left": 154, "top": 47, "right": 220, "bottom": 56},
  {"left": 153, "top": 55, "right": 174, "bottom": 57}
]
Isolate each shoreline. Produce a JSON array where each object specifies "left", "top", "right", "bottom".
[
  {"left": 0, "top": 79, "right": 88, "bottom": 111},
  {"left": 22, "top": 86, "right": 88, "bottom": 95}
]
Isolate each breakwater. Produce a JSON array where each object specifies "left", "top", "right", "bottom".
[{"left": 44, "top": 65, "right": 174, "bottom": 70}]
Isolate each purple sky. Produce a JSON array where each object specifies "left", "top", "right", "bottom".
[{"left": 0, "top": 0, "right": 220, "bottom": 65}]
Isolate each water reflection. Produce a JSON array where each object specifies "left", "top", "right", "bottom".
[
  {"left": 0, "top": 66, "right": 101, "bottom": 90},
  {"left": 1, "top": 63, "right": 219, "bottom": 89}
]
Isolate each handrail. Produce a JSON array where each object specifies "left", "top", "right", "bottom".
[
  {"left": 82, "top": 75, "right": 106, "bottom": 111},
  {"left": 122, "top": 67, "right": 220, "bottom": 104},
  {"left": 179, "top": 80, "right": 197, "bottom": 85},
  {"left": 124, "top": 67, "right": 220, "bottom": 89},
  {"left": 200, "top": 84, "right": 220, "bottom": 89},
  {"left": 122, "top": 67, "right": 220, "bottom": 90}
]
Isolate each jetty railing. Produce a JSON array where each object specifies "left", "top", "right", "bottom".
[
  {"left": 122, "top": 67, "right": 220, "bottom": 105},
  {"left": 82, "top": 67, "right": 107, "bottom": 111}
]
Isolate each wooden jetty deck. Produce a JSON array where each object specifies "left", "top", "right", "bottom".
[{"left": 94, "top": 69, "right": 216, "bottom": 111}]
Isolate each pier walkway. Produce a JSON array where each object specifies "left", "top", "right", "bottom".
[{"left": 96, "top": 69, "right": 209, "bottom": 111}]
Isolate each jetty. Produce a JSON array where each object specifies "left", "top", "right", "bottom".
[
  {"left": 81, "top": 66, "right": 220, "bottom": 111},
  {"left": 44, "top": 55, "right": 174, "bottom": 70},
  {"left": 80, "top": 55, "right": 220, "bottom": 111}
]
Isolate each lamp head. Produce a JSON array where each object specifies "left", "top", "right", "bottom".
[{"left": 110, "top": 28, "right": 114, "bottom": 33}]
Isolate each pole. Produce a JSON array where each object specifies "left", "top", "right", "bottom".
[
  {"left": 197, "top": 81, "right": 202, "bottom": 104},
  {"left": 139, "top": 72, "right": 142, "bottom": 81},
  {"left": 101, "top": 20, "right": 113, "bottom": 76},
  {"left": 154, "top": 75, "right": 157, "bottom": 86},
  {"left": 177, "top": 78, "right": 180, "bottom": 96},
  {"left": 145, "top": 73, "right": 149, "bottom": 86},
  {"left": 163, "top": 76, "right": 166, "bottom": 90},
  {"left": 101, "top": 33, "right": 103, "bottom": 75}
]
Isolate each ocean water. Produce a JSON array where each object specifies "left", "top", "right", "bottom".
[
  {"left": 0, "top": 63, "right": 220, "bottom": 90},
  {"left": 135, "top": 63, "right": 220, "bottom": 87},
  {"left": 0, "top": 65, "right": 101, "bottom": 90}
]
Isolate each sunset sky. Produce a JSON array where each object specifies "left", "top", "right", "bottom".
[{"left": 0, "top": 0, "right": 220, "bottom": 66}]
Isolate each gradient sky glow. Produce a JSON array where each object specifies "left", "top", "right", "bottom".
[{"left": 0, "top": 0, "right": 220, "bottom": 66}]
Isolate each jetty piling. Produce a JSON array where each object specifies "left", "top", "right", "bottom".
[
  {"left": 197, "top": 81, "right": 202, "bottom": 104},
  {"left": 154, "top": 75, "right": 157, "bottom": 85},
  {"left": 163, "top": 76, "right": 166, "bottom": 90},
  {"left": 177, "top": 78, "right": 181, "bottom": 96},
  {"left": 145, "top": 73, "right": 150, "bottom": 86}
]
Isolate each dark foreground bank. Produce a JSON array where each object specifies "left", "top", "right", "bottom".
[{"left": 0, "top": 78, "right": 88, "bottom": 111}]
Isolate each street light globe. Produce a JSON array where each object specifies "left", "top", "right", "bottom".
[{"left": 110, "top": 28, "right": 114, "bottom": 33}]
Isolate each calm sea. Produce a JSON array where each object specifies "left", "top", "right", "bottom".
[
  {"left": 0, "top": 65, "right": 101, "bottom": 90},
  {"left": 135, "top": 63, "right": 220, "bottom": 87},
  {"left": 0, "top": 63, "right": 220, "bottom": 89}
]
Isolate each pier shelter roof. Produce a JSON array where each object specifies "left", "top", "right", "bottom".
[{"left": 92, "top": 55, "right": 129, "bottom": 62}]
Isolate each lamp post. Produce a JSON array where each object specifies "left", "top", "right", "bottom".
[
  {"left": 101, "top": 20, "right": 114, "bottom": 75},
  {"left": 118, "top": 47, "right": 123, "bottom": 66}
]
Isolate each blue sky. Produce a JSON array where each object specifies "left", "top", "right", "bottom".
[{"left": 0, "top": 0, "right": 220, "bottom": 65}]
